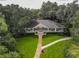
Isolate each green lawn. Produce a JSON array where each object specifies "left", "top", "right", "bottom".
[
  {"left": 16, "top": 35, "right": 38, "bottom": 58},
  {"left": 42, "top": 34, "right": 64, "bottom": 45},
  {"left": 16, "top": 34, "right": 69, "bottom": 58},
  {"left": 41, "top": 40, "right": 72, "bottom": 58}
]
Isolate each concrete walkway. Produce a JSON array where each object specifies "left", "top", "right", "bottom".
[
  {"left": 34, "top": 32, "right": 43, "bottom": 58},
  {"left": 42, "top": 37, "right": 71, "bottom": 50}
]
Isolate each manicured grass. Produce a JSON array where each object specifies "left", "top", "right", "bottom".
[
  {"left": 16, "top": 34, "right": 64, "bottom": 58},
  {"left": 16, "top": 35, "right": 38, "bottom": 58},
  {"left": 42, "top": 34, "right": 64, "bottom": 45},
  {"left": 41, "top": 40, "right": 72, "bottom": 58}
]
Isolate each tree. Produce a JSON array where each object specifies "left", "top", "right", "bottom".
[
  {"left": 0, "top": 16, "right": 20, "bottom": 58},
  {"left": 56, "top": 5, "right": 66, "bottom": 23},
  {"left": 1, "top": 4, "right": 32, "bottom": 34},
  {"left": 0, "top": 45, "right": 8, "bottom": 54},
  {"left": 57, "top": 0, "right": 79, "bottom": 35},
  {"left": 66, "top": 10, "right": 79, "bottom": 58},
  {"left": 30, "top": 9, "right": 40, "bottom": 19},
  {"left": 0, "top": 45, "right": 20, "bottom": 58},
  {"left": 18, "top": 16, "right": 30, "bottom": 27},
  {"left": 1, "top": 33, "right": 16, "bottom": 51},
  {"left": 40, "top": 1, "right": 58, "bottom": 20},
  {"left": 0, "top": 16, "right": 8, "bottom": 33},
  {"left": 4, "top": 52, "right": 20, "bottom": 58},
  {"left": 70, "top": 11, "right": 79, "bottom": 43}
]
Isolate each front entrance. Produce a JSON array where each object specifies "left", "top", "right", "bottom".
[{"left": 34, "top": 27, "right": 47, "bottom": 35}]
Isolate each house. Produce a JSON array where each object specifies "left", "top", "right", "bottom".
[{"left": 24, "top": 19, "right": 65, "bottom": 33}]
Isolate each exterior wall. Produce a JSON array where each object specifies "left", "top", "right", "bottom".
[
  {"left": 24, "top": 28, "right": 64, "bottom": 33},
  {"left": 34, "top": 23, "right": 47, "bottom": 28},
  {"left": 56, "top": 28, "right": 64, "bottom": 32}
]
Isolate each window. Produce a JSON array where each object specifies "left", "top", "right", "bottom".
[
  {"left": 56, "top": 28, "right": 62, "bottom": 31},
  {"left": 49, "top": 28, "right": 55, "bottom": 31},
  {"left": 34, "top": 27, "right": 48, "bottom": 31}
]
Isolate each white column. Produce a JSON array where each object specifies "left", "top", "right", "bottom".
[{"left": 55, "top": 28, "right": 56, "bottom": 32}]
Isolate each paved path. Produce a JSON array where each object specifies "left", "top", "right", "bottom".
[
  {"left": 34, "top": 32, "right": 43, "bottom": 58},
  {"left": 42, "top": 37, "right": 71, "bottom": 50}
]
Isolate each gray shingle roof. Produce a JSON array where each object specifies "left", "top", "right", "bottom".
[
  {"left": 37, "top": 20, "right": 64, "bottom": 28},
  {"left": 26, "top": 19, "right": 65, "bottom": 28},
  {"left": 25, "top": 20, "right": 39, "bottom": 28}
]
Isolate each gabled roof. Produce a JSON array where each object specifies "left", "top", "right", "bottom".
[
  {"left": 37, "top": 20, "right": 64, "bottom": 28},
  {"left": 34, "top": 23, "right": 47, "bottom": 28},
  {"left": 26, "top": 19, "right": 65, "bottom": 28}
]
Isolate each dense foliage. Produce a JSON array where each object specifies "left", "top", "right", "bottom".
[
  {"left": 66, "top": 10, "right": 79, "bottom": 58},
  {"left": 0, "top": 16, "right": 20, "bottom": 57}
]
